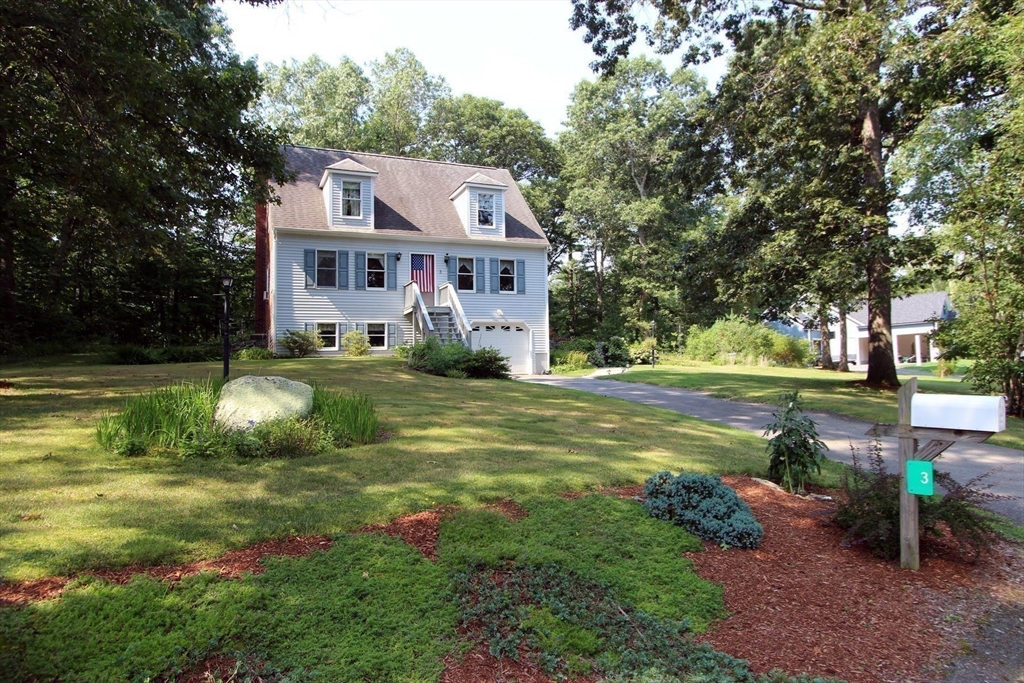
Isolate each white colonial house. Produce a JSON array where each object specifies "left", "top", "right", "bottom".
[{"left": 254, "top": 146, "right": 551, "bottom": 374}]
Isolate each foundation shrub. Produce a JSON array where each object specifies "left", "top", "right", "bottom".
[
  {"left": 341, "top": 330, "right": 371, "bottom": 357},
  {"left": 643, "top": 472, "right": 764, "bottom": 549},
  {"left": 407, "top": 337, "right": 510, "bottom": 379},
  {"left": 833, "top": 441, "right": 1005, "bottom": 561},
  {"left": 462, "top": 346, "right": 512, "bottom": 378},
  {"left": 280, "top": 330, "right": 323, "bottom": 358}
]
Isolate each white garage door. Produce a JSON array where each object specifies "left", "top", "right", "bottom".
[{"left": 473, "top": 323, "right": 531, "bottom": 374}]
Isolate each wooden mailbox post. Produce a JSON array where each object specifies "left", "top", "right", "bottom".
[{"left": 866, "top": 377, "right": 1006, "bottom": 571}]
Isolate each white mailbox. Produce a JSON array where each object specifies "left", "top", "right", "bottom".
[{"left": 911, "top": 394, "right": 1006, "bottom": 433}]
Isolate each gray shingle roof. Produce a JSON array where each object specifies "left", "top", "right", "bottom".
[
  {"left": 462, "top": 172, "right": 506, "bottom": 187},
  {"left": 324, "top": 158, "right": 377, "bottom": 175},
  {"left": 848, "top": 291, "right": 953, "bottom": 327},
  {"left": 270, "top": 146, "right": 548, "bottom": 244}
]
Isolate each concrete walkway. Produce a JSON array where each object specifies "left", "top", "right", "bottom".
[{"left": 519, "top": 374, "right": 1024, "bottom": 524}]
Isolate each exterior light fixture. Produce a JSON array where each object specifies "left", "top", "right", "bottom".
[
  {"left": 444, "top": 253, "right": 450, "bottom": 265},
  {"left": 396, "top": 252, "right": 402, "bottom": 262},
  {"left": 219, "top": 274, "right": 233, "bottom": 379}
]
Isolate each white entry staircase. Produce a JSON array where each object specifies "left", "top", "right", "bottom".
[{"left": 404, "top": 281, "right": 473, "bottom": 348}]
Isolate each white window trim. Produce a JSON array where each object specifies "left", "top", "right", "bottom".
[
  {"left": 365, "top": 321, "right": 388, "bottom": 349},
  {"left": 457, "top": 257, "right": 475, "bottom": 292},
  {"left": 315, "top": 249, "right": 337, "bottom": 289},
  {"left": 341, "top": 180, "right": 362, "bottom": 219},
  {"left": 315, "top": 321, "right": 340, "bottom": 351},
  {"left": 366, "top": 252, "right": 386, "bottom": 291},
  {"left": 498, "top": 258, "right": 516, "bottom": 295}
]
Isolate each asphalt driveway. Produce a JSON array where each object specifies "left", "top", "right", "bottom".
[{"left": 519, "top": 374, "right": 1024, "bottom": 524}]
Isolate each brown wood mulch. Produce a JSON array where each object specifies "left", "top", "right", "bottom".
[{"left": 690, "top": 475, "right": 1016, "bottom": 683}]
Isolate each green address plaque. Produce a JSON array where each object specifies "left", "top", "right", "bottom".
[{"left": 906, "top": 460, "right": 935, "bottom": 497}]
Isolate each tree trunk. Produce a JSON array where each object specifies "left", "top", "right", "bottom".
[
  {"left": 838, "top": 308, "right": 850, "bottom": 372},
  {"left": 0, "top": 129, "right": 16, "bottom": 328},
  {"left": 860, "top": 84, "right": 899, "bottom": 387},
  {"left": 819, "top": 311, "right": 835, "bottom": 370}
]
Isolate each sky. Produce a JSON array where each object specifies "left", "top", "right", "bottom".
[{"left": 218, "top": 0, "right": 727, "bottom": 136}]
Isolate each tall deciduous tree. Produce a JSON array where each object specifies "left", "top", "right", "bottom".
[
  {"left": 571, "top": 0, "right": 1008, "bottom": 386},
  {"left": 559, "top": 57, "right": 721, "bottom": 337},
  {"left": 0, "top": 0, "right": 288, "bottom": 346},
  {"left": 364, "top": 48, "right": 449, "bottom": 156},
  {"left": 260, "top": 55, "right": 370, "bottom": 150}
]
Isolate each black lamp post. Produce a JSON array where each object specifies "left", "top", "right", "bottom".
[{"left": 220, "top": 274, "right": 233, "bottom": 379}]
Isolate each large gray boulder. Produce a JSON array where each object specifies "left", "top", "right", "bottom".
[{"left": 214, "top": 375, "right": 314, "bottom": 431}]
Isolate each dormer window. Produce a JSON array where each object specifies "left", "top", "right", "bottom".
[
  {"left": 478, "top": 193, "right": 494, "bottom": 227},
  {"left": 342, "top": 181, "right": 361, "bottom": 217}
]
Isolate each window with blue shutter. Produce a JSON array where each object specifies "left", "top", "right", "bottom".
[
  {"left": 490, "top": 258, "right": 499, "bottom": 293},
  {"left": 337, "top": 250, "right": 349, "bottom": 289},
  {"left": 387, "top": 322, "right": 397, "bottom": 348},
  {"left": 475, "top": 257, "right": 485, "bottom": 293},
  {"left": 355, "top": 251, "right": 366, "bottom": 290},
  {"left": 516, "top": 259, "right": 526, "bottom": 294},
  {"left": 386, "top": 252, "right": 398, "bottom": 290},
  {"left": 303, "top": 250, "right": 316, "bottom": 288}
]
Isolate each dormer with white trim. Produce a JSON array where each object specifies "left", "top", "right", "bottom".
[
  {"left": 449, "top": 172, "right": 507, "bottom": 238},
  {"left": 319, "top": 158, "right": 378, "bottom": 229}
]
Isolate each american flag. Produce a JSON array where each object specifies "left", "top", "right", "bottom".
[{"left": 411, "top": 253, "right": 434, "bottom": 293}]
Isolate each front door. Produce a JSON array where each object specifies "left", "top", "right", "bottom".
[{"left": 410, "top": 253, "right": 436, "bottom": 305}]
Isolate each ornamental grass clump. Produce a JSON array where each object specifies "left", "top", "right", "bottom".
[
  {"left": 643, "top": 472, "right": 764, "bottom": 549},
  {"left": 763, "top": 391, "right": 828, "bottom": 493},
  {"left": 312, "top": 384, "right": 378, "bottom": 445},
  {"left": 96, "top": 379, "right": 221, "bottom": 454}
]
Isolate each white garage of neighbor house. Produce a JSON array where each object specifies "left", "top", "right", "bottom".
[{"left": 254, "top": 146, "right": 550, "bottom": 375}]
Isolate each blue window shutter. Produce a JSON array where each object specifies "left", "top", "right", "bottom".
[
  {"left": 339, "top": 322, "right": 348, "bottom": 335},
  {"left": 355, "top": 251, "right": 366, "bottom": 290},
  {"left": 490, "top": 258, "right": 499, "bottom": 293},
  {"left": 356, "top": 322, "right": 365, "bottom": 335},
  {"left": 387, "top": 322, "right": 397, "bottom": 348},
  {"left": 337, "top": 250, "right": 349, "bottom": 289},
  {"left": 303, "top": 322, "right": 311, "bottom": 332},
  {"left": 386, "top": 252, "right": 398, "bottom": 291},
  {"left": 303, "top": 250, "right": 316, "bottom": 288},
  {"left": 516, "top": 259, "right": 526, "bottom": 294},
  {"left": 447, "top": 254, "right": 457, "bottom": 285},
  {"left": 475, "top": 257, "right": 485, "bottom": 293}
]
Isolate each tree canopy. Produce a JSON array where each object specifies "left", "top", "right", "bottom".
[{"left": 1, "top": 0, "right": 289, "bottom": 349}]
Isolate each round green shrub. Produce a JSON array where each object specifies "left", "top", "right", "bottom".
[
  {"left": 341, "top": 330, "right": 371, "bottom": 356},
  {"left": 280, "top": 329, "right": 323, "bottom": 358}
]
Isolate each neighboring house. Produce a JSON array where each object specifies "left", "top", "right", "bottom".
[
  {"left": 254, "top": 145, "right": 550, "bottom": 374},
  {"left": 773, "top": 291, "right": 955, "bottom": 366}
]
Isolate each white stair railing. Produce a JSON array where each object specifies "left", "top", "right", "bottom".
[
  {"left": 437, "top": 282, "right": 472, "bottom": 349},
  {"left": 403, "top": 281, "right": 435, "bottom": 343}
]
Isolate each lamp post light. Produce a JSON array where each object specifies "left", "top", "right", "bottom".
[{"left": 220, "top": 274, "right": 233, "bottom": 379}]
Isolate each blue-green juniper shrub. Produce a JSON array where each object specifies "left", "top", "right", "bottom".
[{"left": 643, "top": 472, "right": 764, "bottom": 549}]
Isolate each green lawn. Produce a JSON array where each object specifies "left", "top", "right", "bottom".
[
  {"left": 609, "top": 362, "right": 1024, "bottom": 451},
  {"left": 0, "top": 356, "right": 837, "bottom": 581}
]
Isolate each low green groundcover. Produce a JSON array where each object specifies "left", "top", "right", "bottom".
[{"left": 0, "top": 495, "right": 841, "bottom": 683}]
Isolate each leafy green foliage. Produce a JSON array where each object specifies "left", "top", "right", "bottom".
[
  {"left": 590, "top": 337, "right": 630, "bottom": 367},
  {"left": 643, "top": 472, "right": 764, "bottom": 549},
  {"left": 312, "top": 384, "right": 378, "bottom": 445},
  {"left": 279, "top": 330, "right": 323, "bottom": 358},
  {"left": 933, "top": 358, "right": 959, "bottom": 378},
  {"left": 392, "top": 344, "right": 411, "bottom": 359},
  {"left": 341, "top": 330, "right": 371, "bottom": 357},
  {"left": 95, "top": 379, "right": 221, "bottom": 452},
  {"left": 2, "top": 0, "right": 288, "bottom": 351},
  {"left": 630, "top": 338, "right": 659, "bottom": 365},
  {"left": 553, "top": 349, "right": 592, "bottom": 371},
  {"left": 833, "top": 441, "right": 1005, "bottom": 560},
  {"left": 407, "top": 337, "right": 511, "bottom": 379},
  {"left": 763, "top": 391, "right": 827, "bottom": 493},
  {"left": 106, "top": 344, "right": 165, "bottom": 365},
  {"left": 685, "top": 317, "right": 807, "bottom": 367},
  {"left": 235, "top": 347, "right": 275, "bottom": 361}
]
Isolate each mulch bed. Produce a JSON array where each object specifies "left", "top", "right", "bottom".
[
  {"left": 690, "top": 475, "right": 1016, "bottom": 683},
  {"left": 357, "top": 506, "right": 460, "bottom": 561}
]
